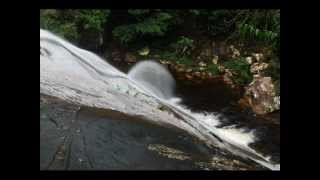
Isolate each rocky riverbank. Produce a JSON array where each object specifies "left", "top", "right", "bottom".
[{"left": 107, "top": 40, "right": 280, "bottom": 117}]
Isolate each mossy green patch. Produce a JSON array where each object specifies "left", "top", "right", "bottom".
[
  {"left": 223, "top": 58, "right": 253, "bottom": 85},
  {"left": 207, "top": 64, "right": 221, "bottom": 75}
]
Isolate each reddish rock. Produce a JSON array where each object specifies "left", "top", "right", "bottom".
[
  {"left": 185, "top": 74, "right": 193, "bottom": 80},
  {"left": 239, "top": 76, "right": 279, "bottom": 115},
  {"left": 194, "top": 71, "right": 201, "bottom": 77}
]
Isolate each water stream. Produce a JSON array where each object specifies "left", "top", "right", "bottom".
[{"left": 40, "top": 29, "right": 279, "bottom": 170}]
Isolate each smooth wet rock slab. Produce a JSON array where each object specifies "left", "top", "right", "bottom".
[{"left": 40, "top": 95, "right": 266, "bottom": 170}]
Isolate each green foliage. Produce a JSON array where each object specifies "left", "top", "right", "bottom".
[
  {"left": 112, "top": 25, "right": 135, "bottom": 44},
  {"left": 160, "top": 51, "right": 177, "bottom": 60},
  {"left": 76, "top": 10, "right": 110, "bottom": 32},
  {"left": 176, "top": 56, "right": 193, "bottom": 66},
  {"left": 236, "top": 10, "right": 280, "bottom": 52},
  {"left": 41, "top": 9, "right": 280, "bottom": 54},
  {"left": 112, "top": 10, "right": 173, "bottom": 44},
  {"left": 238, "top": 23, "right": 279, "bottom": 48},
  {"left": 223, "top": 58, "right": 253, "bottom": 85},
  {"left": 40, "top": 10, "right": 79, "bottom": 43},
  {"left": 171, "top": 36, "right": 194, "bottom": 56},
  {"left": 40, "top": 10, "right": 110, "bottom": 44},
  {"left": 204, "top": 10, "right": 238, "bottom": 36},
  {"left": 207, "top": 64, "right": 221, "bottom": 75},
  {"left": 40, "top": 9, "right": 279, "bottom": 85},
  {"left": 159, "top": 51, "right": 193, "bottom": 66}
]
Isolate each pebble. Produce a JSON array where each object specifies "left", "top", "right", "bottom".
[
  {"left": 212, "top": 56, "right": 219, "bottom": 64},
  {"left": 245, "top": 57, "right": 253, "bottom": 64},
  {"left": 186, "top": 68, "right": 193, "bottom": 73},
  {"left": 198, "top": 61, "right": 207, "bottom": 67}
]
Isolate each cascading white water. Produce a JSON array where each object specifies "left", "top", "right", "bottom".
[
  {"left": 128, "top": 61, "right": 176, "bottom": 100},
  {"left": 40, "top": 29, "right": 279, "bottom": 170}
]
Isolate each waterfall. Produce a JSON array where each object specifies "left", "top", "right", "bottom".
[{"left": 40, "top": 29, "right": 279, "bottom": 170}]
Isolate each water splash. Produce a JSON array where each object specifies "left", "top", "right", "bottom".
[
  {"left": 126, "top": 59, "right": 277, "bottom": 169},
  {"left": 128, "top": 61, "right": 176, "bottom": 100}
]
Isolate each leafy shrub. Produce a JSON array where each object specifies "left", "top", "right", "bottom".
[
  {"left": 76, "top": 10, "right": 110, "bottom": 32},
  {"left": 236, "top": 10, "right": 280, "bottom": 52},
  {"left": 40, "top": 10, "right": 79, "bottom": 43},
  {"left": 40, "top": 9, "right": 110, "bottom": 46},
  {"left": 223, "top": 58, "right": 253, "bottom": 85},
  {"left": 207, "top": 64, "right": 221, "bottom": 75},
  {"left": 171, "top": 36, "right": 194, "bottom": 56},
  {"left": 204, "top": 10, "right": 239, "bottom": 37},
  {"left": 176, "top": 56, "right": 193, "bottom": 66},
  {"left": 112, "top": 10, "right": 173, "bottom": 44}
]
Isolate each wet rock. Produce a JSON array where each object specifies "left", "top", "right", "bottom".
[
  {"left": 40, "top": 45, "right": 52, "bottom": 57},
  {"left": 224, "top": 69, "right": 233, "bottom": 78},
  {"left": 147, "top": 144, "right": 191, "bottom": 160},
  {"left": 218, "top": 65, "right": 226, "bottom": 73},
  {"left": 185, "top": 74, "right": 193, "bottom": 80},
  {"left": 250, "top": 62, "right": 269, "bottom": 74},
  {"left": 212, "top": 55, "right": 219, "bottom": 64},
  {"left": 40, "top": 95, "right": 266, "bottom": 170},
  {"left": 245, "top": 57, "right": 253, "bottom": 64},
  {"left": 198, "top": 61, "right": 207, "bottom": 67},
  {"left": 160, "top": 60, "right": 170, "bottom": 65},
  {"left": 239, "top": 76, "right": 279, "bottom": 115},
  {"left": 174, "top": 64, "right": 185, "bottom": 70},
  {"left": 138, "top": 47, "right": 150, "bottom": 56},
  {"left": 230, "top": 45, "right": 240, "bottom": 58},
  {"left": 186, "top": 68, "right": 193, "bottom": 73},
  {"left": 177, "top": 67, "right": 185, "bottom": 73},
  {"left": 252, "top": 53, "right": 264, "bottom": 62},
  {"left": 222, "top": 70, "right": 234, "bottom": 87},
  {"left": 273, "top": 96, "right": 280, "bottom": 111},
  {"left": 193, "top": 72, "right": 201, "bottom": 77},
  {"left": 201, "top": 72, "right": 207, "bottom": 79}
]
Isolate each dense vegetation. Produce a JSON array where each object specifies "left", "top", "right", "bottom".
[{"left": 40, "top": 9, "right": 280, "bottom": 89}]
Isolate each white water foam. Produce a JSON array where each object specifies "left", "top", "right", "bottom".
[{"left": 168, "top": 101, "right": 280, "bottom": 170}]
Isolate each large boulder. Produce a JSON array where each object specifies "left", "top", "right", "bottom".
[
  {"left": 239, "top": 76, "right": 280, "bottom": 115},
  {"left": 250, "top": 62, "right": 269, "bottom": 74}
]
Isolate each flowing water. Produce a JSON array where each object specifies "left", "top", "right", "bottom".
[{"left": 40, "top": 29, "right": 279, "bottom": 170}]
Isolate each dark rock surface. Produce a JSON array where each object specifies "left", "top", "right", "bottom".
[{"left": 40, "top": 94, "right": 267, "bottom": 170}]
